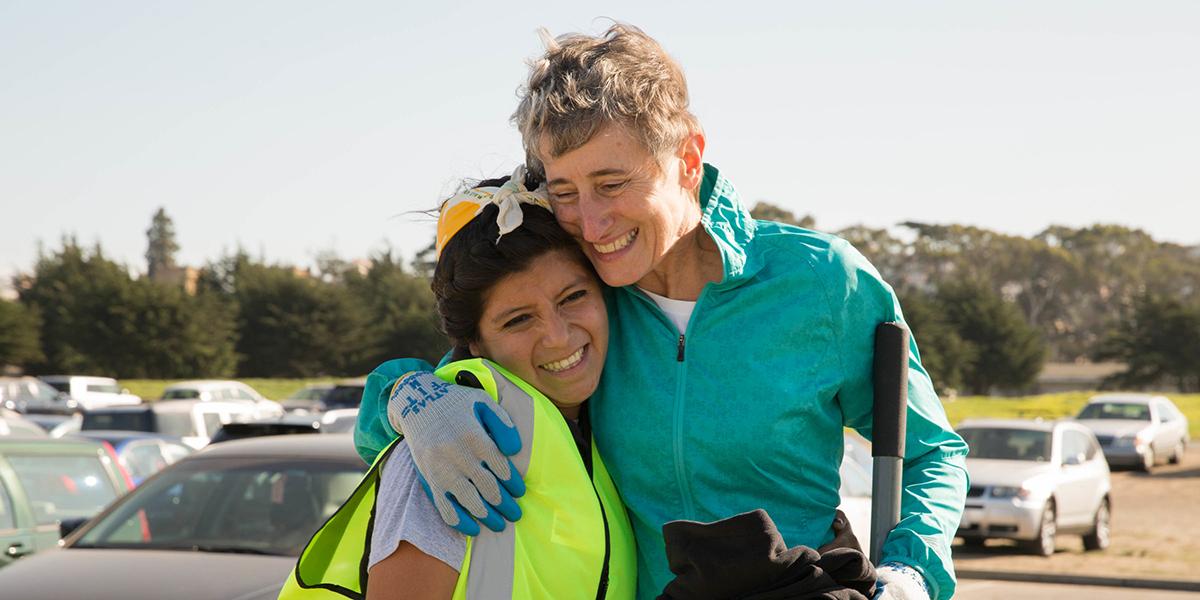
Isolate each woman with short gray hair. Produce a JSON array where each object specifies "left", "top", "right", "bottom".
[{"left": 357, "top": 23, "right": 968, "bottom": 600}]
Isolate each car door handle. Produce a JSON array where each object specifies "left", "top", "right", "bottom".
[{"left": 6, "top": 542, "right": 32, "bottom": 558}]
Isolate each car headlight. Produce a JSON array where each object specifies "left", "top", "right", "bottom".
[{"left": 990, "top": 486, "right": 1025, "bottom": 499}]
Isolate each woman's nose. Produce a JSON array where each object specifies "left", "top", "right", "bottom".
[
  {"left": 542, "top": 313, "right": 571, "bottom": 348},
  {"left": 579, "top": 193, "right": 613, "bottom": 242}
]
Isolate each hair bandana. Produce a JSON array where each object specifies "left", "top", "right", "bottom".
[{"left": 434, "top": 165, "right": 551, "bottom": 258}]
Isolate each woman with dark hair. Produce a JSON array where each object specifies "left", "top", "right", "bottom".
[{"left": 280, "top": 170, "right": 636, "bottom": 599}]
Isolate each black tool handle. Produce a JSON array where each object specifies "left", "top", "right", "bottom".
[{"left": 872, "top": 322, "right": 909, "bottom": 458}]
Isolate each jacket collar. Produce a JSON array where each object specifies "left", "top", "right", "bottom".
[{"left": 698, "top": 163, "right": 763, "bottom": 287}]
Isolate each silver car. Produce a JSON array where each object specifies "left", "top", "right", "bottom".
[
  {"left": 957, "top": 419, "right": 1112, "bottom": 556},
  {"left": 1076, "top": 394, "right": 1190, "bottom": 472}
]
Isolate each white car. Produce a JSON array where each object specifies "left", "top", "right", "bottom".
[
  {"left": 82, "top": 400, "right": 281, "bottom": 450},
  {"left": 956, "top": 418, "right": 1111, "bottom": 556},
  {"left": 160, "top": 380, "right": 282, "bottom": 418},
  {"left": 1076, "top": 394, "right": 1190, "bottom": 471},
  {"left": 39, "top": 375, "right": 142, "bottom": 411},
  {"left": 161, "top": 380, "right": 267, "bottom": 403}
]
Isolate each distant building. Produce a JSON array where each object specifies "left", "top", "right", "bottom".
[{"left": 149, "top": 264, "right": 200, "bottom": 295}]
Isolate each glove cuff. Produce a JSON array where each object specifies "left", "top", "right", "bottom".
[{"left": 876, "top": 562, "right": 931, "bottom": 600}]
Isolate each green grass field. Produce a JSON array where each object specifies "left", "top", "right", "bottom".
[
  {"left": 121, "top": 378, "right": 1200, "bottom": 438},
  {"left": 943, "top": 391, "right": 1200, "bottom": 438},
  {"left": 122, "top": 378, "right": 341, "bottom": 403}
]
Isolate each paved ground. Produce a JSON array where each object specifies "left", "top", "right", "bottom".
[
  {"left": 952, "top": 446, "right": 1200, "bottom": 583},
  {"left": 956, "top": 579, "right": 1200, "bottom": 599}
]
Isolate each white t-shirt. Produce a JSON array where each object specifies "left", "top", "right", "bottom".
[{"left": 637, "top": 287, "right": 697, "bottom": 334}]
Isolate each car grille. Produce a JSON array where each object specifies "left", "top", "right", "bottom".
[
  {"left": 966, "top": 485, "right": 986, "bottom": 498},
  {"left": 1095, "top": 435, "right": 1114, "bottom": 447}
]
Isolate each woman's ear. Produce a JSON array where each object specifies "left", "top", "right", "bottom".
[{"left": 677, "top": 131, "right": 706, "bottom": 191}]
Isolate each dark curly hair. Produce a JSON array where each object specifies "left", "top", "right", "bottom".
[{"left": 432, "top": 175, "right": 594, "bottom": 360}]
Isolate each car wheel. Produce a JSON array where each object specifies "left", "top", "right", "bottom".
[
  {"left": 1082, "top": 497, "right": 1111, "bottom": 551},
  {"left": 1140, "top": 448, "right": 1155, "bottom": 472},
  {"left": 1169, "top": 441, "right": 1185, "bottom": 465},
  {"left": 1024, "top": 501, "right": 1057, "bottom": 557}
]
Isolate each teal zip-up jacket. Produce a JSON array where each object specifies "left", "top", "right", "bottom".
[{"left": 355, "top": 164, "right": 969, "bottom": 599}]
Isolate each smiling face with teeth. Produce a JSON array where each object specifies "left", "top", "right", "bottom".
[
  {"left": 468, "top": 249, "right": 608, "bottom": 419},
  {"left": 542, "top": 124, "right": 712, "bottom": 297}
]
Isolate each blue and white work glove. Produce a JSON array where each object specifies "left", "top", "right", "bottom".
[
  {"left": 387, "top": 371, "right": 526, "bottom": 536},
  {"left": 873, "top": 563, "right": 932, "bottom": 600}
]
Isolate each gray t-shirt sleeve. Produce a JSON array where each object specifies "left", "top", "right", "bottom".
[{"left": 368, "top": 441, "right": 466, "bottom": 572}]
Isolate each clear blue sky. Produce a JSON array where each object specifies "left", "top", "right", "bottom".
[{"left": 2, "top": 1, "right": 1198, "bottom": 291}]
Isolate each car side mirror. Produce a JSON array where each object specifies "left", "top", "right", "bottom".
[{"left": 59, "top": 516, "right": 89, "bottom": 539}]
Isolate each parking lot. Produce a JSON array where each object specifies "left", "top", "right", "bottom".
[{"left": 954, "top": 446, "right": 1200, "bottom": 584}]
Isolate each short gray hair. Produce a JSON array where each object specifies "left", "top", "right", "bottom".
[{"left": 512, "top": 23, "right": 701, "bottom": 173}]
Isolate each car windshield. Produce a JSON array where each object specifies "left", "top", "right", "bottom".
[
  {"left": 7, "top": 453, "right": 122, "bottom": 525},
  {"left": 87, "top": 383, "right": 122, "bottom": 394},
  {"left": 83, "top": 411, "right": 154, "bottom": 432},
  {"left": 323, "top": 386, "right": 363, "bottom": 409},
  {"left": 45, "top": 381, "right": 70, "bottom": 393},
  {"left": 288, "top": 386, "right": 330, "bottom": 401},
  {"left": 960, "top": 428, "right": 1052, "bottom": 462},
  {"left": 161, "top": 389, "right": 201, "bottom": 400},
  {"left": 154, "top": 413, "right": 196, "bottom": 438},
  {"left": 1078, "top": 402, "right": 1151, "bottom": 421},
  {"left": 73, "top": 458, "right": 364, "bottom": 556},
  {"left": 28, "top": 380, "right": 63, "bottom": 402}
]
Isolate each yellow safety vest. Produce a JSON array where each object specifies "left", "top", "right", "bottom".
[{"left": 279, "top": 359, "right": 636, "bottom": 599}]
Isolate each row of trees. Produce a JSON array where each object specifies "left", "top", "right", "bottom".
[
  {"left": 751, "top": 204, "right": 1200, "bottom": 393},
  {"left": 2, "top": 235, "right": 444, "bottom": 379},
  {"left": 3, "top": 206, "right": 1198, "bottom": 392}
]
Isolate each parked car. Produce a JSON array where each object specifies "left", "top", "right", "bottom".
[
  {"left": 319, "top": 408, "right": 360, "bottom": 434},
  {"left": 1075, "top": 393, "right": 1190, "bottom": 472},
  {"left": 17, "top": 413, "right": 76, "bottom": 436},
  {"left": 209, "top": 416, "right": 323, "bottom": 444},
  {"left": 209, "top": 408, "right": 361, "bottom": 444},
  {"left": 0, "top": 437, "right": 133, "bottom": 567},
  {"left": 68, "top": 431, "right": 193, "bottom": 486},
  {"left": 281, "top": 378, "right": 365, "bottom": 415},
  {"left": 956, "top": 418, "right": 1111, "bottom": 556},
  {"left": 0, "top": 410, "right": 49, "bottom": 438},
  {"left": 81, "top": 400, "right": 275, "bottom": 450},
  {"left": 160, "top": 380, "right": 268, "bottom": 403},
  {"left": 280, "top": 383, "right": 335, "bottom": 414},
  {"left": 0, "top": 377, "right": 76, "bottom": 415},
  {"left": 0, "top": 435, "right": 365, "bottom": 598},
  {"left": 38, "top": 376, "right": 141, "bottom": 411}
]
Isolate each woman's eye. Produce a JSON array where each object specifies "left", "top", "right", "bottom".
[
  {"left": 503, "top": 314, "right": 532, "bottom": 329},
  {"left": 599, "top": 181, "right": 626, "bottom": 194},
  {"left": 562, "top": 289, "right": 588, "bottom": 304},
  {"left": 551, "top": 191, "right": 577, "bottom": 203}
]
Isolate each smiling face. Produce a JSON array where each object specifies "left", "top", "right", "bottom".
[
  {"left": 468, "top": 249, "right": 607, "bottom": 418},
  {"left": 542, "top": 124, "right": 706, "bottom": 290}
]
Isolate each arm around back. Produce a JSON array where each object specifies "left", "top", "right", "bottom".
[{"left": 355, "top": 358, "right": 435, "bottom": 464}]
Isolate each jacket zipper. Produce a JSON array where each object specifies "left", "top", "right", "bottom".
[{"left": 628, "top": 288, "right": 708, "bottom": 521}]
